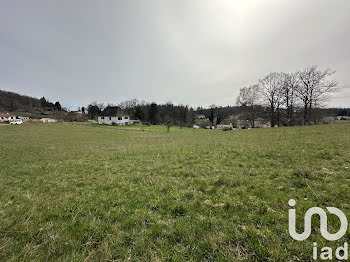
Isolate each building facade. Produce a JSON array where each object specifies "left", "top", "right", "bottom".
[{"left": 98, "top": 107, "right": 131, "bottom": 125}]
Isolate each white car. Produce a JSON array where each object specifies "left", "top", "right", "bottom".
[{"left": 10, "top": 119, "right": 23, "bottom": 125}]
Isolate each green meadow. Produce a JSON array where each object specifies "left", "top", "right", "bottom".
[{"left": 1, "top": 122, "right": 349, "bottom": 261}]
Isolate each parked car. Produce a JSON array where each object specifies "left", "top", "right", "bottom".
[{"left": 10, "top": 119, "right": 23, "bottom": 125}]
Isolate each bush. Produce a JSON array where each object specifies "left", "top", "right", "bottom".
[
  {"left": 195, "top": 119, "right": 210, "bottom": 129},
  {"left": 64, "top": 112, "right": 88, "bottom": 122}
]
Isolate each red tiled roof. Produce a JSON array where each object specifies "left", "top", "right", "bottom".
[{"left": 0, "top": 113, "right": 16, "bottom": 117}]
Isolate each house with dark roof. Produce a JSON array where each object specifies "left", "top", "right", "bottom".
[{"left": 98, "top": 106, "right": 131, "bottom": 125}]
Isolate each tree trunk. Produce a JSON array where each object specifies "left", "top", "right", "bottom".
[
  {"left": 251, "top": 105, "right": 255, "bottom": 128},
  {"left": 286, "top": 91, "right": 290, "bottom": 126},
  {"left": 308, "top": 104, "right": 313, "bottom": 125},
  {"left": 270, "top": 102, "right": 275, "bottom": 127},
  {"left": 303, "top": 102, "right": 308, "bottom": 125}
]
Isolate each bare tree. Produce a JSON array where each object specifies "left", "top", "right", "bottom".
[
  {"left": 118, "top": 99, "right": 140, "bottom": 119},
  {"left": 208, "top": 105, "right": 216, "bottom": 128},
  {"left": 236, "top": 84, "right": 260, "bottom": 128},
  {"left": 281, "top": 73, "right": 299, "bottom": 126},
  {"left": 118, "top": 99, "right": 139, "bottom": 110},
  {"left": 259, "top": 73, "right": 284, "bottom": 127},
  {"left": 296, "top": 66, "right": 337, "bottom": 125}
]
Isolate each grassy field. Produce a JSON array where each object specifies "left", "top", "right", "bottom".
[{"left": 1, "top": 122, "right": 350, "bottom": 261}]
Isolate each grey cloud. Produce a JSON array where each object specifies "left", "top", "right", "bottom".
[{"left": 0, "top": 0, "right": 349, "bottom": 108}]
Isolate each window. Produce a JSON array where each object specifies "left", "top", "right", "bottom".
[
  {"left": 124, "top": 117, "right": 128, "bottom": 119},
  {"left": 109, "top": 117, "right": 111, "bottom": 120},
  {"left": 118, "top": 117, "right": 122, "bottom": 120},
  {"left": 101, "top": 117, "right": 104, "bottom": 119}
]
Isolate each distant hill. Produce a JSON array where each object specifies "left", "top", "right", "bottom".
[
  {"left": 0, "top": 90, "right": 43, "bottom": 111},
  {"left": 0, "top": 90, "right": 66, "bottom": 118}
]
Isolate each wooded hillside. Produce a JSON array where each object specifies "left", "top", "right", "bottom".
[{"left": 0, "top": 90, "right": 65, "bottom": 118}]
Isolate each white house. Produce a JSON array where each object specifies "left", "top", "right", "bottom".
[
  {"left": 216, "top": 123, "right": 234, "bottom": 130},
  {"left": 18, "top": 116, "right": 30, "bottom": 120},
  {"left": 0, "top": 113, "right": 16, "bottom": 122},
  {"left": 98, "top": 106, "right": 131, "bottom": 125},
  {"left": 41, "top": 118, "right": 58, "bottom": 123}
]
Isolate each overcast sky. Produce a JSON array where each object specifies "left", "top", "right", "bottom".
[{"left": 1, "top": 0, "right": 349, "bottom": 109}]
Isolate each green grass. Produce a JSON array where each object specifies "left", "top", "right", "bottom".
[{"left": 0, "top": 122, "right": 350, "bottom": 261}]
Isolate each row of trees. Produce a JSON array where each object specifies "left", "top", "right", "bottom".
[
  {"left": 40, "top": 97, "right": 62, "bottom": 111},
  {"left": 86, "top": 100, "right": 197, "bottom": 128},
  {"left": 236, "top": 66, "right": 338, "bottom": 127},
  {"left": 82, "top": 66, "right": 339, "bottom": 128}
]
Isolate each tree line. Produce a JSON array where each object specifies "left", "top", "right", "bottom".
[
  {"left": 235, "top": 66, "right": 338, "bottom": 127},
  {"left": 87, "top": 99, "right": 196, "bottom": 128},
  {"left": 83, "top": 66, "right": 342, "bottom": 128}
]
